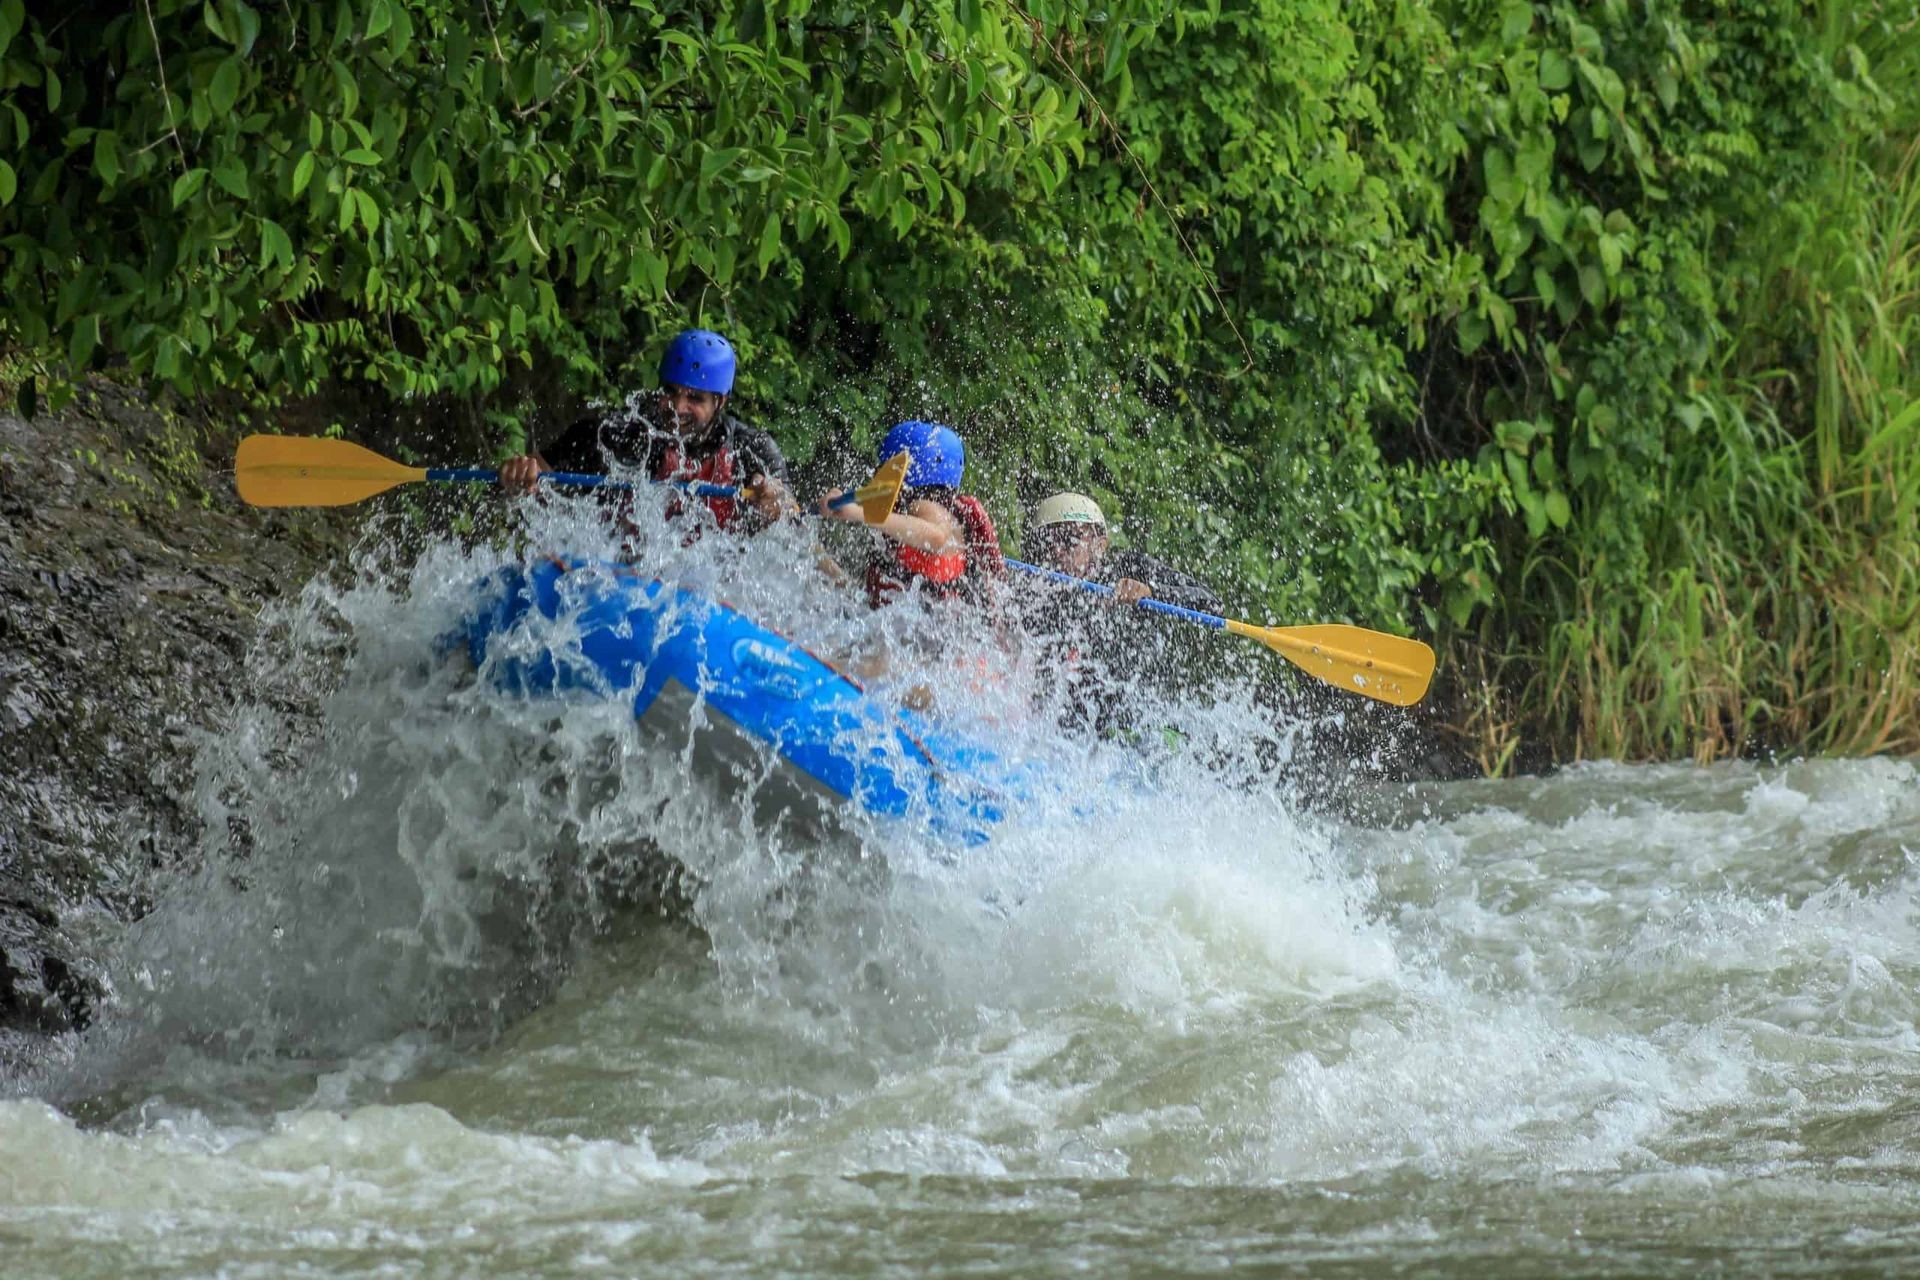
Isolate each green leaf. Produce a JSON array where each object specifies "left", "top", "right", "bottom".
[
  {"left": 204, "top": 1, "right": 232, "bottom": 43},
  {"left": 68, "top": 313, "right": 100, "bottom": 372},
  {"left": 660, "top": 30, "right": 702, "bottom": 64},
  {"left": 1536, "top": 196, "right": 1569, "bottom": 244},
  {"left": 331, "top": 59, "right": 360, "bottom": 116},
  {"left": 1531, "top": 442, "right": 1560, "bottom": 487},
  {"left": 1597, "top": 232, "right": 1622, "bottom": 276},
  {"left": 1533, "top": 264, "right": 1556, "bottom": 306},
  {"left": 1544, "top": 490, "right": 1572, "bottom": 528},
  {"left": 259, "top": 216, "right": 294, "bottom": 269},
  {"left": 1578, "top": 262, "right": 1606, "bottom": 306},
  {"left": 210, "top": 56, "right": 243, "bottom": 116},
  {"left": 966, "top": 57, "right": 985, "bottom": 104},
  {"left": 838, "top": 114, "right": 873, "bottom": 146},
  {"left": 354, "top": 188, "right": 380, "bottom": 233},
  {"left": 343, "top": 148, "right": 381, "bottom": 165},
  {"left": 1446, "top": 588, "right": 1475, "bottom": 630},
  {"left": 735, "top": 0, "right": 766, "bottom": 42},
  {"left": 91, "top": 131, "right": 122, "bottom": 187},
  {"left": 700, "top": 147, "right": 741, "bottom": 181},
  {"left": 366, "top": 0, "right": 392, "bottom": 40},
  {"left": 292, "top": 151, "right": 316, "bottom": 197},
  {"left": 756, "top": 214, "right": 780, "bottom": 274},
  {"left": 1458, "top": 309, "right": 1489, "bottom": 354},
  {"left": 381, "top": 0, "right": 410, "bottom": 55},
  {"left": 1576, "top": 56, "right": 1625, "bottom": 114},
  {"left": 213, "top": 157, "right": 250, "bottom": 199},
  {"left": 172, "top": 168, "right": 209, "bottom": 207},
  {"left": 1654, "top": 65, "right": 1678, "bottom": 111},
  {"left": 1495, "top": 419, "right": 1538, "bottom": 454},
  {"left": 1520, "top": 490, "right": 1548, "bottom": 538},
  {"left": 1539, "top": 50, "right": 1571, "bottom": 91},
  {"left": 0, "top": 158, "right": 15, "bottom": 206},
  {"left": 1500, "top": 1, "right": 1532, "bottom": 43},
  {"left": 234, "top": 1, "right": 262, "bottom": 56},
  {"left": 1504, "top": 449, "right": 1531, "bottom": 495},
  {"left": 1483, "top": 147, "right": 1513, "bottom": 194}
]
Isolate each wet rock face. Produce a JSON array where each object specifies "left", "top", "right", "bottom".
[{"left": 0, "top": 382, "right": 340, "bottom": 1073}]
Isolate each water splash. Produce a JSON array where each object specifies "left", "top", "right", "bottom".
[{"left": 33, "top": 488, "right": 1355, "bottom": 1115}]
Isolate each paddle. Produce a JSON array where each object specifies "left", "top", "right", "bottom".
[
  {"left": 234, "top": 434, "right": 909, "bottom": 525},
  {"left": 1005, "top": 558, "right": 1436, "bottom": 707}
]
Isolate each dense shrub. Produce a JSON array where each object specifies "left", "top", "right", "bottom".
[{"left": 3, "top": 0, "right": 1914, "bottom": 762}]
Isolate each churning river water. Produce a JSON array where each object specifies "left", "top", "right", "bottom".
[{"left": 6, "top": 510, "right": 1920, "bottom": 1277}]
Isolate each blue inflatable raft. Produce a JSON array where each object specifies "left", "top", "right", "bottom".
[{"left": 463, "top": 558, "right": 1015, "bottom": 843}]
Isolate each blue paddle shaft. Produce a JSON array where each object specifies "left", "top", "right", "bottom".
[
  {"left": 424, "top": 466, "right": 740, "bottom": 500},
  {"left": 1005, "top": 558, "right": 1227, "bottom": 631}
]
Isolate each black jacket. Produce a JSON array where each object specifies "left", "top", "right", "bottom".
[
  {"left": 541, "top": 396, "right": 789, "bottom": 485},
  {"left": 1096, "top": 549, "right": 1222, "bottom": 614},
  {"left": 1020, "top": 548, "right": 1223, "bottom": 733}
]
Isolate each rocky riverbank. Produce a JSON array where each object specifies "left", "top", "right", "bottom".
[{"left": 0, "top": 381, "right": 343, "bottom": 1074}]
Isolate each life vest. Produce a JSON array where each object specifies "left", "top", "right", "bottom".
[
  {"left": 865, "top": 492, "right": 1006, "bottom": 609},
  {"left": 653, "top": 439, "right": 739, "bottom": 527}
]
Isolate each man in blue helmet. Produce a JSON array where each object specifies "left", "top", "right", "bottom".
[
  {"left": 498, "top": 329, "right": 795, "bottom": 529},
  {"left": 821, "top": 420, "right": 1006, "bottom": 610}
]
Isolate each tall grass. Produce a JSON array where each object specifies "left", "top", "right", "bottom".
[
  {"left": 1791, "top": 127, "right": 1920, "bottom": 755},
  {"left": 1530, "top": 385, "right": 1815, "bottom": 765},
  {"left": 1508, "top": 23, "right": 1920, "bottom": 768}
]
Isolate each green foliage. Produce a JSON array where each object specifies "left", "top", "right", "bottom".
[
  {"left": 0, "top": 0, "right": 1092, "bottom": 404},
  {"left": 3, "top": 0, "right": 1916, "bottom": 764}
]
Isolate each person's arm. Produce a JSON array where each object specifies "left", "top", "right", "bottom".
[
  {"left": 731, "top": 422, "right": 791, "bottom": 485},
  {"left": 731, "top": 422, "right": 799, "bottom": 523},
  {"left": 1110, "top": 550, "right": 1223, "bottom": 614},
  {"left": 822, "top": 495, "right": 960, "bottom": 552},
  {"left": 500, "top": 418, "right": 601, "bottom": 494}
]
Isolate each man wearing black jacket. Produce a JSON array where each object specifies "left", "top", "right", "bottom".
[
  {"left": 1019, "top": 491, "right": 1223, "bottom": 733},
  {"left": 498, "top": 328, "right": 796, "bottom": 530}
]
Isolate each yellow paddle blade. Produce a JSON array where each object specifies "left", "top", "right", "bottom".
[
  {"left": 1227, "top": 619, "right": 1436, "bottom": 707},
  {"left": 853, "top": 451, "right": 910, "bottom": 524},
  {"left": 235, "top": 435, "right": 427, "bottom": 507}
]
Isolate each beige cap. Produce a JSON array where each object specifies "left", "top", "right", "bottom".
[{"left": 1032, "top": 491, "right": 1108, "bottom": 529}]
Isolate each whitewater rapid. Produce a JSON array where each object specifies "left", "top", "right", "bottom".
[{"left": 6, "top": 510, "right": 1920, "bottom": 1276}]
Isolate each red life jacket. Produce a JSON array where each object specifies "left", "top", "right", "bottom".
[
  {"left": 865, "top": 492, "right": 1007, "bottom": 609},
  {"left": 653, "top": 441, "right": 738, "bottom": 527}
]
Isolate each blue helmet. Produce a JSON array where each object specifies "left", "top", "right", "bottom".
[
  {"left": 659, "top": 329, "right": 736, "bottom": 395},
  {"left": 881, "top": 420, "right": 965, "bottom": 489}
]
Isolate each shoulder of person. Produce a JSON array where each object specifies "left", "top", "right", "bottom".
[
  {"left": 540, "top": 414, "right": 610, "bottom": 470},
  {"left": 545, "top": 412, "right": 603, "bottom": 446},
  {"left": 1109, "top": 547, "right": 1222, "bottom": 607},
  {"left": 720, "top": 414, "right": 788, "bottom": 472},
  {"left": 1108, "top": 548, "right": 1178, "bottom": 579},
  {"left": 907, "top": 494, "right": 962, "bottom": 524}
]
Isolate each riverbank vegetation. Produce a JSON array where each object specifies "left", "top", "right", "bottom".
[{"left": 2, "top": 0, "right": 1915, "bottom": 769}]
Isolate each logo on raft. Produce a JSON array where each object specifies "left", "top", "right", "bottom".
[{"left": 730, "top": 637, "right": 811, "bottom": 700}]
